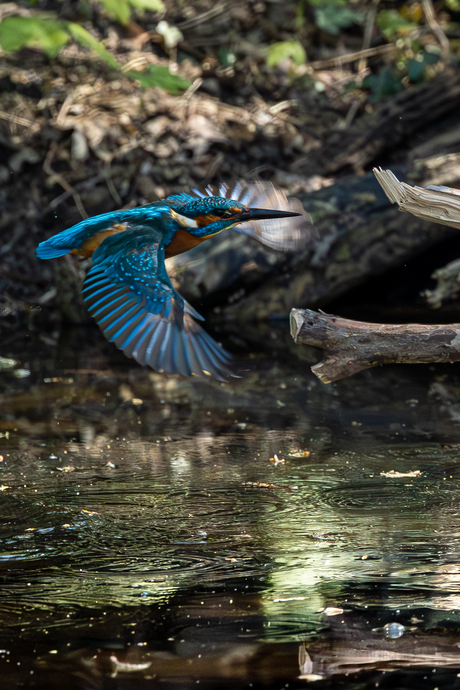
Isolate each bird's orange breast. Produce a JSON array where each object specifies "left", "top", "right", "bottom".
[
  {"left": 165, "top": 229, "right": 213, "bottom": 258},
  {"left": 71, "top": 224, "right": 127, "bottom": 258}
]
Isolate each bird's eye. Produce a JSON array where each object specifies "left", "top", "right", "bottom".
[{"left": 213, "top": 209, "right": 234, "bottom": 219}]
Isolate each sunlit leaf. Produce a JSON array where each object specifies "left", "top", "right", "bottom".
[
  {"left": 127, "top": 65, "right": 190, "bottom": 93},
  {"left": 100, "top": 0, "right": 131, "bottom": 25},
  {"left": 0, "top": 16, "right": 69, "bottom": 57},
  {"left": 100, "top": 0, "right": 164, "bottom": 25},
  {"left": 266, "top": 41, "right": 306, "bottom": 67},
  {"left": 129, "top": 0, "right": 164, "bottom": 12},
  {"left": 67, "top": 22, "right": 120, "bottom": 71}
]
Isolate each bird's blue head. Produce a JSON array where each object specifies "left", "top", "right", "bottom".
[{"left": 167, "top": 194, "right": 300, "bottom": 237}]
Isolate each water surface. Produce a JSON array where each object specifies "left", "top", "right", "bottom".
[{"left": 2, "top": 324, "right": 460, "bottom": 688}]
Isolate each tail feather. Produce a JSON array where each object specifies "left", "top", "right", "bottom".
[{"left": 36, "top": 243, "right": 72, "bottom": 259}]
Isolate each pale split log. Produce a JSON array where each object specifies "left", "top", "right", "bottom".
[
  {"left": 373, "top": 167, "right": 460, "bottom": 229},
  {"left": 290, "top": 308, "right": 460, "bottom": 384}
]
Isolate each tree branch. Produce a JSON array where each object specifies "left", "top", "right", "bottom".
[{"left": 290, "top": 308, "right": 460, "bottom": 384}]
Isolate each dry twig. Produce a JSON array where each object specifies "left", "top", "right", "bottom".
[
  {"left": 422, "top": 0, "right": 450, "bottom": 60},
  {"left": 0, "top": 110, "right": 40, "bottom": 133}
]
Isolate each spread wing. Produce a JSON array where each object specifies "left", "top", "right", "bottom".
[
  {"left": 82, "top": 228, "right": 233, "bottom": 380},
  {"left": 192, "top": 181, "right": 315, "bottom": 251}
]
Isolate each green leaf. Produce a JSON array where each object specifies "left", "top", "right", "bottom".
[
  {"left": 406, "top": 57, "right": 425, "bottom": 82},
  {"left": 100, "top": 0, "right": 131, "bottom": 25},
  {"left": 423, "top": 49, "right": 440, "bottom": 65},
  {"left": 406, "top": 50, "right": 440, "bottom": 83},
  {"left": 0, "top": 16, "right": 69, "bottom": 57},
  {"left": 266, "top": 41, "right": 306, "bottom": 67},
  {"left": 377, "top": 10, "right": 418, "bottom": 39},
  {"left": 363, "top": 66, "right": 403, "bottom": 102},
  {"left": 100, "top": 0, "right": 164, "bottom": 25},
  {"left": 67, "top": 22, "right": 120, "bottom": 70},
  {"left": 312, "top": 2, "right": 363, "bottom": 35},
  {"left": 129, "top": 0, "right": 164, "bottom": 12},
  {"left": 127, "top": 65, "right": 190, "bottom": 93}
]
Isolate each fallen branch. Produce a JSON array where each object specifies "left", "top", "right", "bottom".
[{"left": 290, "top": 308, "right": 460, "bottom": 384}]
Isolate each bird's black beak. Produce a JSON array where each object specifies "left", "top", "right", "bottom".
[{"left": 237, "top": 208, "right": 301, "bottom": 222}]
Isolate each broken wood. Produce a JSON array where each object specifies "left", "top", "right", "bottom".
[
  {"left": 290, "top": 308, "right": 460, "bottom": 384},
  {"left": 373, "top": 166, "right": 460, "bottom": 229},
  {"left": 374, "top": 166, "right": 460, "bottom": 309}
]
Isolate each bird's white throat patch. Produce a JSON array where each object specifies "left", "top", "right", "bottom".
[{"left": 171, "top": 208, "right": 198, "bottom": 229}]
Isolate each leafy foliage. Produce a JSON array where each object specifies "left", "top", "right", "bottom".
[
  {"left": 67, "top": 22, "right": 120, "bottom": 71},
  {"left": 406, "top": 50, "right": 440, "bottom": 82},
  {"left": 0, "top": 15, "right": 189, "bottom": 94},
  {"left": 376, "top": 9, "right": 418, "bottom": 39},
  {"left": 0, "top": 16, "right": 69, "bottom": 57},
  {"left": 308, "top": 0, "right": 364, "bottom": 36},
  {"left": 363, "top": 66, "right": 404, "bottom": 103},
  {"left": 127, "top": 65, "right": 190, "bottom": 93},
  {"left": 100, "top": 0, "right": 164, "bottom": 26},
  {"left": 266, "top": 41, "right": 306, "bottom": 67}
]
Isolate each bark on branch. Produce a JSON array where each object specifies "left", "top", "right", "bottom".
[{"left": 290, "top": 308, "right": 460, "bottom": 384}]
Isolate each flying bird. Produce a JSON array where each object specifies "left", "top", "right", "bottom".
[{"left": 37, "top": 182, "right": 311, "bottom": 381}]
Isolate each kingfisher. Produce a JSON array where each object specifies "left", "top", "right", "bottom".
[{"left": 37, "top": 182, "right": 308, "bottom": 381}]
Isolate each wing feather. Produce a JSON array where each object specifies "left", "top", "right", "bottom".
[
  {"left": 81, "top": 230, "right": 233, "bottom": 380},
  {"left": 104, "top": 305, "right": 146, "bottom": 342},
  {"left": 129, "top": 321, "right": 157, "bottom": 363},
  {"left": 172, "top": 332, "right": 192, "bottom": 378}
]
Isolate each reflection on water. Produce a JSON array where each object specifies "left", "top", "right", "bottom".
[{"left": 3, "top": 326, "right": 460, "bottom": 687}]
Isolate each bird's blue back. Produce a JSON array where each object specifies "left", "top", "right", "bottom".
[{"left": 36, "top": 202, "right": 177, "bottom": 259}]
